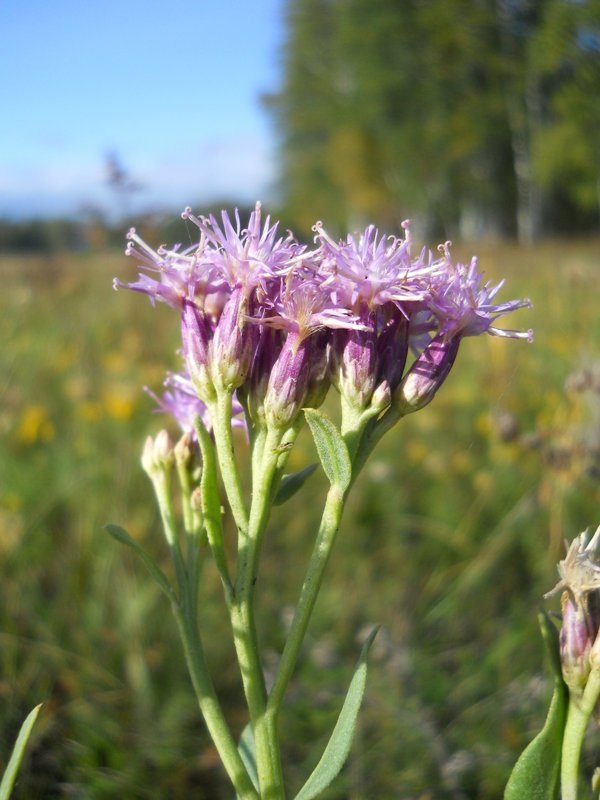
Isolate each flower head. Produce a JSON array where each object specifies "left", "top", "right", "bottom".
[
  {"left": 315, "top": 220, "right": 440, "bottom": 312},
  {"left": 184, "top": 201, "right": 302, "bottom": 290},
  {"left": 117, "top": 204, "right": 533, "bottom": 436},
  {"left": 429, "top": 245, "right": 533, "bottom": 342}
]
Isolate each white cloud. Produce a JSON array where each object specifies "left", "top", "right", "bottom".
[{"left": 0, "top": 133, "right": 278, "bottom": 218}]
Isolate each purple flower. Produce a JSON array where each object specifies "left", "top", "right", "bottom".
[
  {"left": 429, "top": 246, "right": 533, "bottom": 342},
  {"left": 314, "top": 220, "right": 440, "bottom": 312},
  {"left": 184, "top": 201, "right": 303, "bottom": 290},
  {"left": 395, "top": 334, "right": 461, "bottom": 415},
  {"left": 263, "top": 331, "right": 326, "bottom": 430},
  {"left": 114, "top": 228, "right": 225, "bottom": 309},
  {"left": 117, "top": 204, "right": 533, "bottom": 432},
  {"left": 145, "top": 372, "right": 246, "bottom": 435},
  {"left": 254, "top": 271, "right": 366, "bottom": 341}
]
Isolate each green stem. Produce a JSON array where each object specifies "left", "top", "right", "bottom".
[
  {"left": 211, "top": 391, "right": 250, "bottom": 537},
  {"left": 231, "top": 426, "right": 286, "bottom": 799},
  {"left": 351, "top": 403, "right": 405, "bottom": 481},
  {"left": 204, "top": 397, "right": 285, "bottom": 796},
  {"left": 561, "top": 670, "right": 600, "bottom": 800},
  {"left": 195, "top": 417, "right": 233, "bottom": 599},
  {"left": 267, "top": 484, "right": 346, "bottom": 722},
  {"left": 340, "top": 399, "right": 378, "bottom": 463},
  {"left": 153, "top": 472, "right": 188, "bottom": 593},
  {"left": 173, "top": 599, "right": 259, "bottom": 800}
]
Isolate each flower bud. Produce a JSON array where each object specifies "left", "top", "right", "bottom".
[
  {"left": 371, "top": 379, "right": 392, "bottom": 414},
  {"left": 141, "top": 430, "right": 175, "bottom": 479},
  {"left": 337, "top": 310, "right": 378, "bottom": 412},
  {"left": 377, "top": 314, "right": 409, "bottom": 393},
  {"left": 211, "top": 285, "right": 255, "bottom": 393},
  {"left": 174, "top": 431, "right": 196, "bottom": 469},
  {"left": 303, "top": 331, "right": 331, "bottom": 411},
  {"left": 560, "top": 591, "right": 593, "bottom": 693},
  {"left": 181, "top": 299, "right": 215, "bottom": 402},
  {"left": 394, "top": 334, "right": 460, "bottom": 415},
  {"left": 264, "top": 333, "right": 313, "bottom": 430}
]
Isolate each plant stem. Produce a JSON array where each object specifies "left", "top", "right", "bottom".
[
  {"left": 173, "top": 598, "right": 259, "bottom": 800},
  {"left": 340, "top": 400, "right": 377, "bottom": 462},
  {"left": 211, "top": 391, "right": 249, "bottom": 536},
  {"left": 153, "top": 473, "right": 188, "bottom": 595},
  {"left": 351, "top": 404, "right": 402, "bottom": 478},
  {"left": 204, "top": 393, "right": 286, "bottom": 796},
  {"left": 231, "top": 426, "right": 286, "bottom": 799},
  {"left": 266, "top": 483, "right": 346, "bottom": 724},
  {"left": 561, "top": 670, "right": 600, "bottom": 800}
]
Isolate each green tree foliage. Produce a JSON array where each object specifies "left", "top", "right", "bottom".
[{"left": 270, "top": 0, "right": 600, "bottom": 240}]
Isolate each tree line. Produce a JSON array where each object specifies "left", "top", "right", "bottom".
[{"left": 268, "top": 0, "right": 600, "bottom": 241}]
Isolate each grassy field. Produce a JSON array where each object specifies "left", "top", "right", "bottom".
[{"left": 1, "top": 239, "right": 600, "bottom": 798}]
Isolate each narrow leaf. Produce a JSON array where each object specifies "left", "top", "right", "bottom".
[
  {"left": 104, "top": 524, "right": 175, "bottom": 601},
  {"left": 504, "top": 613, "right": 567, "bottom": 800},
  {"left": 236, "top": 723, "right": 259, "bottom": 796},
  {"left": 273, "top": 464, "right": 318, "bottom": 506},
  {"left": 304, "top": 409, "right": 351, "bottom": 492},
  {"left": 0, "top": 704, "right": 42, "bottom": 800},
  {"left": 294, "top": 627, "right": 379, "bottom": 800}
]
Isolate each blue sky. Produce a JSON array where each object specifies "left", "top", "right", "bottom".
[{"left": 1, "top": 0, "right": 284, "bottom": 218}]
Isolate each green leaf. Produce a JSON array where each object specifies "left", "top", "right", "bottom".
[
  {"left": 504, "top": 613, "right": 567, "bottom": 800},
  {"left": 273, "top": 464, "right": 318, "bottom": 506},
  {"left": 294, "top": 626, "right": 379, "bottom": 800},
  {"left": 104, "top": 524, "right": 175, "bottom": 602},
  {"left": 304, "top": 409, "right": 351, "bottom": 492},
  {"left": 236, "top": 723, "right": 259, "bottom": 797},
  {"left": 0, "top": 704, "right": 42, "bottom": 800}
]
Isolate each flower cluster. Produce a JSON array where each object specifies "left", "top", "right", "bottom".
[{"left": 115, "top": 203, "right": 532, "bottom": 434}]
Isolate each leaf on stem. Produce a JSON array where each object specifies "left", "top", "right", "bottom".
[
  {"left": 236, "top": 723, "right": 259, "bottom": 797},
  {"left": 273, "top": 464, "right": 318, "bottom": 506},
  {"left": 104, "top": 524, "right": 175, "bottom": 602},
  {"left": 293, "top": 626, "right": 379, "bottom": 800},
  {"left": 304, "top": 409, "right": 351, "bottom": 492},
  {"left": 0, "top": 704, "right": 42, "bottom": 800},
  {"left": 504, "top": 612, "right": 567, "bottom": 800}
]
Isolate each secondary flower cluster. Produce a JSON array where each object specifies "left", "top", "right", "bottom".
[
  {"left": 115, "top": 202, "right": 533, "bottom": 433},
  {"left": 546, "top": 526, "right": 600, "bottom": 694}
]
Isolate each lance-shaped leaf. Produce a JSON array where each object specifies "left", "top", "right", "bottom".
[
  {"left": 105, "top": 524, "right": 175, "bottom": 602},
  {"left": 0, "top": 704, "right": 42, "bottom": 800},
  {"left": 294, "top": 626, "right": 379, "bottom": 800},
  {"left": 504, "top": 613, "right": 567, "bottom": 800},
  {"left": 304, "top": 409, "right": 351, "bottom": 492},
  {"left": 273, "top": 463, "right": 318, "bottom": 506}
]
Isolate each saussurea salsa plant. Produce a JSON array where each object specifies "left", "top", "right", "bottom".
[{"left": 111, "top": 202, "right": 535, "bottom": 799}]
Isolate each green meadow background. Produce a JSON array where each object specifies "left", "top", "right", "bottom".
[
  {"left": 1, "top": 237, "right": 599, "bottom": 798},
  {"left": 3, "top": 0, "right": 600, "bottom": 796}
]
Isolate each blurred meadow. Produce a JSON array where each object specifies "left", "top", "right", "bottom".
[
  {"left": 2, "top": 0, "right": 600, "bottom": 797},
  {"left": 1, "top": 237, "right": 599, "bottom": 798}
]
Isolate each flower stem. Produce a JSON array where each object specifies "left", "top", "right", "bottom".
[
  {"left": 231, "top": 426, "right": 287, "bottom": 799},
  {"left": 173, "top": 597, "right": 259, "bottom": 800},
  {"left": 561, "top": 669, "right": 600, "bottom": 800},
  {"left": 211, "top": 391, "right": 249, "bottom": 537},
  {"left": 267, "top": 483, "right": 346, "bottom": 723}
]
